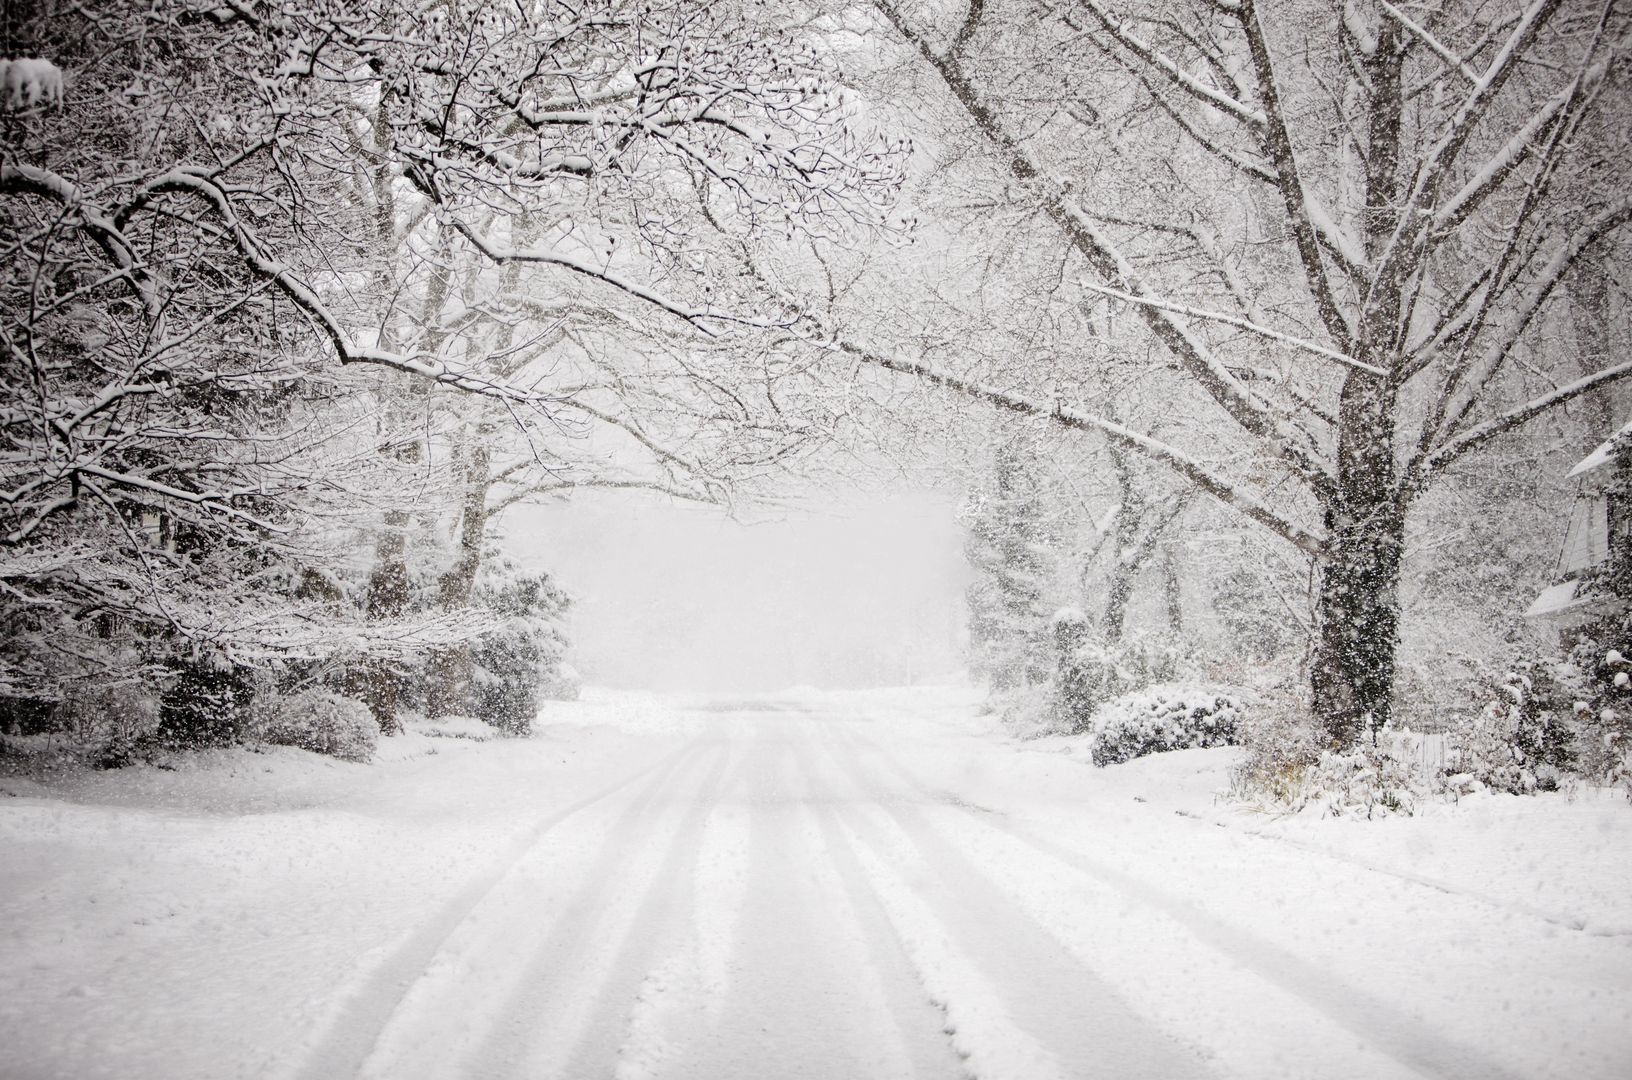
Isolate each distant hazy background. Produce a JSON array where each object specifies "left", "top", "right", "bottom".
[{"left": 501, "top": 488, "right": 969, "bottom": 692}]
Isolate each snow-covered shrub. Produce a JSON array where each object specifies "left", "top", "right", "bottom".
[
  {"left": 994, "top": 682, "right": 1060, "bottom": 738},
  {"left": 158, "top": 658, "right": 255, "bottom": 749},
  {"left": 1050, "top": 609, "right": 1097, "bottom": 731},
  {"left": 1301, "top": 743, "right": 1426, "bottom": 818},
  {"left": 255, "top": 689, "right": 376, "bottom": 763},
  {"left": 539, "top": 662, "right": 582, "bottom": 702},
  {"left": 1567, "top": 634, "right": 1632, "bottom": 792},
  {"left": 1089, "top": 686, "right": 1241, "bottom": 766},
  {"left": 1229, "top": 698, "right": 1426, "bottom": 817},
  {"left": 0, "top": 58, "right": 65, "bottom": 111},
  {"left": 466, "top": 560, "right": 570, "bottom": 736},
  {"left": 57, "top": 685, "right": 162, "bottom": 768},
  {"left": 1551, "top": 436, "right": 1632, "bottom": 793},
  {"left": 1228, "top": 695, "right": 1322, "bottom": 806},
  {"left": 1445, "top": 663, "right": 1579, "bottom": 794},
  {"left": 1051, "top": 612, "right": 1189, "bottom": 734}
]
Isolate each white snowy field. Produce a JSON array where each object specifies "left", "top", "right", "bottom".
[{"left": 1, "top": 686, "right": 1629, "bottom": 1080}]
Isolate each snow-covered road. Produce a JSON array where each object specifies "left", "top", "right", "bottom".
[{"left": 4, "top": 688, "right": 1630, "bottom": 1079}]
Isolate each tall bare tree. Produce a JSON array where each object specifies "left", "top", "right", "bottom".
[{"left": 812, "top": 0, "right": 1632, "bottom": 746}]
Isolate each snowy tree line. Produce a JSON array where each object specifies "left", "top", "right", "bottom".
[
  {"left": 3, "top": 0, "right": 1630, "bottom": 788},
  {"left": 0, "top": 0, "right": 902, "bottom": 759}
]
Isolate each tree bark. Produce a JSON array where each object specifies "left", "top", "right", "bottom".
[
  {"left": 1569, "top": 257, "right": 1619, "bottom": 441},
  {"left": 1311, "top": 373, "right": 1405, "bottom": 749},
  {"left": 425, "top": 433, "right": 492, "bottom": 718},
  {"left": 1162, "top": 545, "right": 1184, "bottom": 636}
]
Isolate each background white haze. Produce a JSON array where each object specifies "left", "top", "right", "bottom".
[{"left": 503, "top": 488, "right": 970, "bottom": 692}]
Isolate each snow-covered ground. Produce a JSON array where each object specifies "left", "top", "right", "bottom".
[{"left": 2, "top": 685, "right": 1628, "bottom": 1079}]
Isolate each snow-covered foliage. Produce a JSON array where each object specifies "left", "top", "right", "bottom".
[
  {"left": 963, "top": 439, "right": 1056, "bottom": 694},
  {"left": 1563, "top": 628, "right": 1632, "bottom": 794},
  {"left": 156, "top": 660, "right": 257, "bottom": 751},
  {"left": 253, "top": 689, "right": 376, "bottom": 763},
  {"left": 1088, "top": 686, "right": 1241, "bottom": 767},
  {"left": 1229, "top": 700, "right": 1425, "bottom": 818},
  {"left": 0, "top": 58, "right": 63, "bottom": 110},
  {"left": 2, "top": 1, "right": 902, "bottom": 745},
  {"left": 828, "top": 0, "right": 1632, "bottom": 752},
  {"left": 0, "top": 683, "right": 163, "bottom": 771},
  {"left": 1445, "top": 664, "right": 1580, "bottom": 795},
  {"left": 1054, "top": 616, "right": 1190, "bottom": 734},
  {"left": 464, "top": 561, "right": 571, "bottom": 736},
  {"left": 540, "top": 662, "right": 583, "bottom": 703}
]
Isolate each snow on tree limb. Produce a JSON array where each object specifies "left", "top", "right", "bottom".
[
  {"left": 1376, "top": 1, "right": 1482, "bottom": 84},
  {"left": 1412, "top": 193, "right": 1632, "bottom": 477},
  {"left": 871, "top": 0, "right": 1337, "bottom": 501},
  {"left": 1071, "top": 1, "right": 1268, "bottom": 129},
  {"left": 1238, "top": 0, "right": 1359, "bottom": 351},
  {"left": 828, "top": 337, "right": 1326, "bottom": 555},
  {"left": 1074, "top": 281, "right": 1386, "bottom": 376}
]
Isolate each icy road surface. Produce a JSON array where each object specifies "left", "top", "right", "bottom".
[{"left": 3, "top": 687, "right": 1630, "bottom": 1079}]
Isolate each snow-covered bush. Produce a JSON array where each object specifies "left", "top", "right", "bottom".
[
  {"left": 1051, "top": 611, "right": 1189, "bottom": 734},
  {"left": 1228, "top": 695, "right": 1322, "bottom": 806},
  {"left": 539, "top": 662, "right": 582, "bottom": 703},
  {"left": 1229, "top": 698, "right": 1426, "bottom": 818},
  {"left": 1300, "top": 744, "right": 1426, "bottom": 818},
  {"left": 0, "top": 58, "right": 65, "bottom": 111},
  {"left": 1566, "top": 635, "right": 1632, "bottom": 792},
  {"left": 1089, "top": 686, "right": 1241, "bottom": 766},
  {"left": 1444, "top": 664, "right": 1578, "bottom": 794},
  {"left": 57, "top": 685, "right": 162, "bottom": 768},
  {"left": 254, "top": 689, "right": 376, "bottom": 763},
  {"left": 158, "top": 658, "right": 256, "bottom": 749},
  {"left": 992, "top": 682, "right": 1060, "bottom": 738},
  {"left": 1551, "top": 437, "right": 1632, "bottom": 793},
  {"left": 466, "top": 560, "right": 570, "bottom": 736}
]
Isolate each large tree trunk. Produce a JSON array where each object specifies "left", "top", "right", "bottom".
[
  {"left": 1310, "top": 34, "right": 1410, "bottom": 751},
  {"left": 1311, "top": 372, "right": 1405, "bottom": 750}
]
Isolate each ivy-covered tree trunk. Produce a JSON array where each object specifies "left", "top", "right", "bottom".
[{"left": 1311, "top": 374, "right": 1405, "bottom": 750}]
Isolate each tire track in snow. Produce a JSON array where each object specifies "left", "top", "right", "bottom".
[
  {"left": 786, "top": 733, "right": 986, "bottom": 1080},
  {"left": 469, "top": 740, "right": 732, "bottom": 1079},
  {"left": 664, "top": 727, "right": 965, "bottom": 1080},
  {"left": 852, "top": 728, "right": 1530, "bottom": 1080},
  {"left": 289, "top": 737, "right": 706, "bottom": 1080},
  {"left": 813, "top": 726, "right": 1210, "bottom": 1080}
]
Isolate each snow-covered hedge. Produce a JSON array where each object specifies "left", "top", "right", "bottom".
[
  {"left": 1089, "top": 687, "right": 1241, "bottom": 766},
  {"left": 60, "top": 685, "right": 161, "bottom": 768},
  {"left": 255, "top": 689, "right": 376, "bottom": 763}
]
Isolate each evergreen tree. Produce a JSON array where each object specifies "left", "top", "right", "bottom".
[{"left": 964, "top": 440, "right": 1055, "bottom": 693}]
